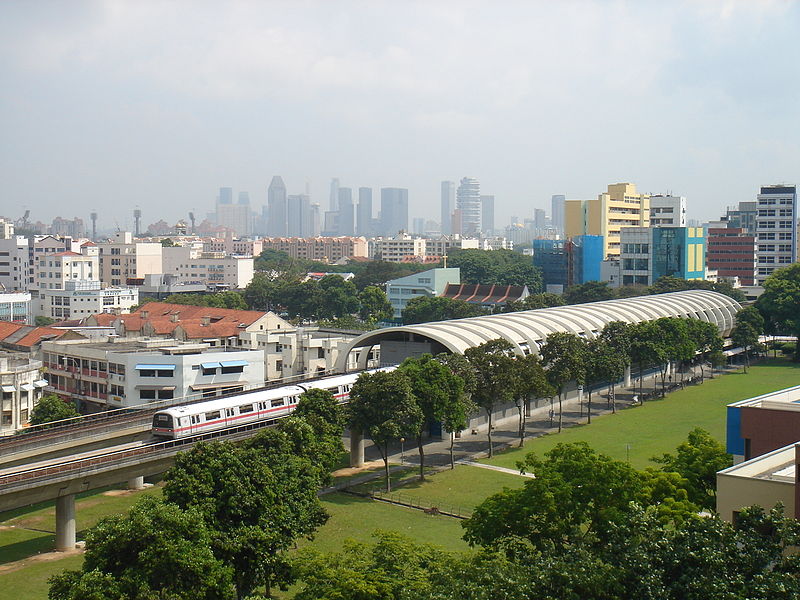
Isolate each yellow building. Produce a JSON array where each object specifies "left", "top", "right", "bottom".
[{"left": 565, "top": 182, "right": 650, "bottom": 259}]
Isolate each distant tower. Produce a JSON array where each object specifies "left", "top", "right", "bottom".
[
  {"left": 188, "top": 212, "right": 196, "bottom": 234},
  {"left": 90, "top": 211, "right": 98, "bottom": 240},
  {"left": 133, "top": 209, "right": 141, "bottom": 237},
  {"left": 456, "top": 177, "right": 481, "bottom": 236}
]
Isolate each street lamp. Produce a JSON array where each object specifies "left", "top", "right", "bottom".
[{"left": 400, "top": 437, "right": 405, "bottom": 464}]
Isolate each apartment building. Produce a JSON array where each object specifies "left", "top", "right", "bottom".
[
  {"left": 0, "top": 352, "right": 47, "bottom": 433},
  {"left": 259, "top": 237, "right": 368, "bottom": 263},
  {"left": 755, "top": 185, "right": 797, "bottom": 285},
  {"left": 385, "top": 267, "right": 461, "bottom": 320},
  {"left": 161, "top": 246, "right": 254, "bottom": 289},
  {"left": 96, "top": 231, "right": 163, "bottom": 287}
]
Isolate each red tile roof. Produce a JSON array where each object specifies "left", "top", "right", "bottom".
[
  {"left": 115, "top": 302, "right": 266, "bottom": 339},
  {"left": 0, "top": 323, "right": 74, "bottom": 348}
]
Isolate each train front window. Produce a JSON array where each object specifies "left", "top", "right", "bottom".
[{"left": 152, "top": 414, "right": 173, "bottom": 428}]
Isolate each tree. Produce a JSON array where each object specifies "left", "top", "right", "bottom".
[
  {"left": 499, "top": 292, "right": 565, "bottom": 312},
  {"left": 398, "top": 354, "right": 464, "bottom": 479},
  {"left": 464, "top": 339, "right": 518, "bottom": 457},
  {"left": 164, "top": 440, "right": 328, "bottom": 598},
  {"left": 539, "top": 332, "right": 587, "bottom": 432},
  {"left": 736, "top": 305, "right": 765, "bottom": 335},
  {"left": 348, "top": 370, "right": 422, "bottom": 491},
  {"left": 511, "top": 353, "right": 552, "bottom": 445},
  {"left": 351, "top": 260, "right": 429, "bottom": 290},
  {"left": 35, "top": 315, "right": 56, "bottom": 326},
  {"left": 731, "top": 321, "right": 760, "bottom": 372},
  {"left": 29, "top": 394, "right": 79, "bottom": 426},
  {"left": 161, "top": 292, "right": 248, "bottom": 310},
  {"left": 648, "top": 275, "right": 746, "bottom": 302},
  {"left": 48, "top": 496, "right": 234, "bottom": 600},
  {"left": 583, "top": 338, "right": 613, "bottom": 423},
  {"left": 161, "top": 237, "right": 177, "bottom": 247},
  {"left": 651, "top": 428, "right": 731, "bottom": 510},
  {"left": 278, "top": 280, "right": 321, "bottom": 320},
  {"left": 629, "top": 321, "right": 666, "bottom": 398},
  {"left": 316, "top": 275, "right": 360, "bottom": 320},
  {"left": 563, "top": 281, "right": 616, "bottom": 304},
  {"left": 598, "top": 321, "right": 633, "bottom": 413},
  {"left": 401, "top": 295, "right": 487, "bottom": 324},
  {"left": 436, "top": 353, "right": 478, "bottom": 469},
  {"left": 447, "top": 248, "right": 543, "bottom": 290},
  {"left": 653, "top": 318, "right": 695, "bottom": 395},
  {"left": 686, "top": 318, "right": 723, "bottom": 382},
  {"left": 357, "top": 285, "right": 393, "bottom": 323},
  {"left": 243, "top": 272, "right": 281, "bottom": 311}
]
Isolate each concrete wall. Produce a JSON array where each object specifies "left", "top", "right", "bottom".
[{"left": 717, "top": 473, "right": 794, "bottom": 522}]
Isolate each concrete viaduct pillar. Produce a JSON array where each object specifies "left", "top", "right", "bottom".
[
  {"left": 624, "top": 365, "right": 632, "bottom": 388},
  {"left": 349, "top": 429, "right": 365, "bottom": 468},
  {"left": 127, "top": 476, "right": 145, "bottom": 490},
  {"left": 55, "top": 494, "right": 76, "bottom": 551}
]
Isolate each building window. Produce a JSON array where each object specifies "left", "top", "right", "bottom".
[{"left": 139, "top": 389, "right": 156, "bottom": 400}]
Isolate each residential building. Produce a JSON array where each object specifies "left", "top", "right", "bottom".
[
  {"left": 161, "top": 246, "right": 254, "bottom": 289},
  {"left": 97, "top": 231, "right": 163, "bottom": 287},
  {"left": 440, "top": 283, "right": 528, "bottom": 310},
  {"left": 619, "top": 226, "right": 705, "bottom": 286},
  {"left": 203, "top": 234, "right": 263, "bottom": 257},
  {"left": 551, "top": 194, "right": 565, "bottom": 234},
  {"left": 370, "top": 232, "right": 426, "bottom": 263},
  {"left": 0, "top": 293, "right": 31, "bottom": 324},
  {"left": 755, "top": 185, "right": 797, "bottom": 285},
  {"left": 456, "top": 177, "right": 481, "bottom": 236},
  {"left": 481, "top": 195, "right": 495, "bottom": 235},
  {"left": 42, "top": 339, "right": 264, "bottom": 410},
  {"left": 35, "top": 250, "right": 98, "bottom": 291},
  {"left": 385, "top": 267, "right": 461, "bottom": 320},
  {"left": 337, "top": 187, "right": 354, "bottom": 236},
  {"left": 0, "top": 352, "right": 47, "bottom": 433},
  {"left": 0, "top": 218, "right": 14, "bottom": 240},
  {"left": 565, "top": 182, "right": 650, "bottom": 258},
  {"left": 706, "top": 227, "right": 756, "bottom": 286},
  {"left": 649, "top": 194, "right": 687, "bottom": 227},
  {"left": 38, "top": 280, "right": 138, "bottom": 321},
  {"left": 357, "top": 187, "right": 373, "bottom": 237},
  {"left": 423, "top": 235, "right": 480, "bottom": 259},
  {"left": 380, "top": 188, "right": 409, "bottom": 236},
  {"left": 50, "top": 217, "right": 87, "bottom": 238},
  {"left": 441, "top": 181, "right": 455, "bottom": 235},
  {"left": 259, "top": 237, "right": 368, "bottom": 263}
]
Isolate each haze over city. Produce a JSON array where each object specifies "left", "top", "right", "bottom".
[{"left": 2, "top": 1, "right": 799, "bottom": 228}]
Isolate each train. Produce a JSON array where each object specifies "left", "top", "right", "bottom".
[{"left": 151, "top": 368, "right": 392, "bottom": 439}]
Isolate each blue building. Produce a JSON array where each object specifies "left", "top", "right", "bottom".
[
  {"left": 620, "top": 226, "right": 705, "bottom": 286},
  {"left": 572, "top": 235, "right": 604, "bottom": 284},
  {"left": 533, "top": 236, "right": 604, "bottom": 292}
]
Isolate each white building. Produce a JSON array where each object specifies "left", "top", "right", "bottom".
[
  {"left": 755, "top": 185, "right": 797, "bottom": 285},
  {"left": 0, "top": 292, "right": 32, "bottom": 324},
  {"left": 42, "top": 339, "right": 265, "bottom": 410},
  {"left": 649, "top": 195, "right": 687, "bottom": 227},
  {"left": 0, "top": 352, "right": 47, "bottom": 434},
  {"left": 0, "top": 236, "right": 30, "bottom": 292},
  {"left": 369, "top": 233, "right": 427, "bottom": 262},
  {"left": 35, "top": 250, "right": 98, "bottom": 291},
  {"left": 385, "top": 267, "right": 461, "bottom": 320},
  {"left": 161, "top": 246, "right": 255, "bottom": 289},
  {"left": 96, "top": 232, "right": 163, "bottom": 287},
  {"left": 38, "top": 280, "right": 138, "bottom": 320}
]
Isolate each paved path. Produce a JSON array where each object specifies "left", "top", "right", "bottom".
[{"left": 456, "top": 459, "right": 535, "bottom": 478}]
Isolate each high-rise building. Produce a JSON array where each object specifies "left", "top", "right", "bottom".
[
  {"left": 218, "top": 187, "right": 233, "bottom": 205},
  {"left": 723, "top": 201, "right": 757, "bottom": 234},
  {"left": 329, "top": 178, "right": 340, "bottom": 212},
  {"left": 619, "top": 226, "right": 705, "bottom": 286},
  {"left": 551, "top": 194, "right": 565, "bottom": 234},
  {"left": 216, "top": 188, "right": 252, "bottom": 236},
  {"left": 441, "top": 181, "right": 455, "bottom": 235},
  {"left": 707, "top": 227, "right": 756, "bottom": 286},
  {"left": 755, "top": 185, "right": 797, "bottom": 285},
  {"left": 357, "top": 187, "right": 373, "bottom": 237},
  {"left": 649, "top": 195, "right": 687, "bottom": 227},
  {"left": 287, "top": 194, "right": 312, "bottom": 237},
  {"left": 380, "top": 188, "right": 409, "bottom": 236},
  {"left": 457, "top": 177, "right": 481, "bottom": 236},
  {"left": 238, "top": 191, "right": 250, "bottom": 205},
  {"left": 412, "top": 217, "right": 425, "bottom": 235},
  {"left": 267, "top": 176, "right": 288, "bottom": 237},
  {"left": 534, "top": 208, "right": 547, "bottom": 230},
  {"left": 481, "top": 195, "right": 495, "bottom": 235},
  {"left": 565, "top": 182, "right": 650, "bottom": 259},
  {"left": 338, "top": 188, "right": 354, "bottom": 236},
  {"left": 310, "top": 203, "right": 321, "bottom": 237}
]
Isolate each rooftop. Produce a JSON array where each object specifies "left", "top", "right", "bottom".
[
  {"left": 718, "top": 444, "right": 797, "bottom": 483},
  {"left": 728, "top": 384, "right": 800, "bottom": 413}
]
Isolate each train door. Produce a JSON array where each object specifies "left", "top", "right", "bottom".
[{"left": 224, "top": 407, "right": 235, "bottom": 426}]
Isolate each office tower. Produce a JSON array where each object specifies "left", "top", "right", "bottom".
[
  {"left": 310, "top": 203, "right": 321, "bottom": 237},
  {"left": 238, "top": 191, "right": 250, "bottom": 205},
  {"left": 412, "top": 217, "right": 425, "bottom": 235},
  {"left": 380, "top": 188, "right": 409, "bottom": 236},
  {"left": 441, "top": 181, "right": 455, "bottom": 235},
  {"left": 456, "top": 177, "right": 481, "bottom": 236},
  {"left": 287, "top": 194, "right": 311, "bottom": 237},
  {"left": 724, "top": 201, "right": 758, "bottom": 234},
  {"left": 329, "top": 178, "right": 340, "bottom": 212},
  {"left": 649, "top": 195, "right": 687, "bottom": 227},
  {"left": 565, "top": 182, "right": 650, "bottom": 259},
  {"left": 357, "top": 187, "right": 373, "bottom": 237},
  {"left": 267, "top": 176, "right": 288, "bottom": 237},
  {"left": 755, "top": 185, "right": 797, "bottom": 285},
  {"left": 218, "top": 187, "right": 233, "bottom": 205},
  {"left": 481, "top": 195, "right": 495, "bottom": 235},
  {"left": 551, "top": 194, "right": 565, "bottom": 234},
  {"left": 336, "top": 188, "right": 354, "bottom": 236},
  {"left": 534, "top": 208, "right": 547, "bottom": 231},
  {"left": 707, "top": 227, "right": 756, "bottom": 286}
]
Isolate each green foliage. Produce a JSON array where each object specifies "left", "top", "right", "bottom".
[
  {"left": 48, "top": 496, "right": 234, "bottom": 600},
  {"left": 446, "top": 248, "right": 543, "bottom": 291},
  {"left": 401, "top": 295, "right": 488, "bottom": 324},
  {"left": 498, "top": 292, "right": 565, "bottom": 312},
  {"left": 159, "top": 291, "right": 248, "bottom": 310},
  {"left": 686, "top": 318, "right": 724, "bottom": 380},
  {"left": 539, "top": 332, "right": 587, "bottom": 430},
  {"left": 160, "top": 237, "right": 177, "bottom": 247},
  {"left": 242, "top": 272, "right": 281, "bottom": 311},
  {"left": 34, "top": 315, "right": 56, "bottom": 326},
  {"left": 351, "top": 261, "right": 430, "bottom": 291},
  {"left": 732, "top": 321, "right": 761, "bottom": 371},
  {"left": 511, "top": 353, "right": 553, "bottom": 443},
  {"left": 357, "top": 285, "right": 393, "bottom": 323},
  {"left": 317, "top": 275, "right": 360, "bottom": 319},
  {"left": 651, "top": 428, "right": 731, "bottom": 510},
  {"left": 29, "top": 394, "right": 79, "bottom": 426},
  {"left": 563, "top": 280, "right": 616, "bottom": 304},
  {"left": 736, "top": 306, "right": 766, "bottom": 334},
  {"left": 649, "top": 275, "right": 747, "bottom": 302},
  {"left": 163, "top": 440, "right": 328, "bottom": 597}
]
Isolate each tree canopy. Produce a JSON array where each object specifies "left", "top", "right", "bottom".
[
  {"left": 446, "top": 248, "right": 543, "bottom": 291},
  {"left": 29, "top": 394, "right": 79, "bottom": 426},
  {"left": 401, "top": 295, "right": 488, "bottom": 324}
]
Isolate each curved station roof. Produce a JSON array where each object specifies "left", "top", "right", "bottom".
[{"left": 336, "top": 290, "right": 742, "bottom": 371}]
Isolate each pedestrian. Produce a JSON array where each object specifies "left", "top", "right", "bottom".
[{"left": 632, "top": 394, "right": 639, "bottom": 405}]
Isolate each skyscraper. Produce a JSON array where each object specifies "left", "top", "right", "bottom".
[
  {"left": 380, "top": 188, "right": 409, "bottom": 236},
  {"left": 441, "top": 181, "right": 455, "bottom": 235},
  {"left": 357, "top": 187, "right": 373, "bottom": 237},
  {"left": 551, "top": 194, "right": 565, "bottom": 234},
  {"left": 329, "top": 178, "right": 340, "bottom": 212},
  {"left": 267, "top": 176, "right": 288, "bottom": 237},
  {"left": 456, "top": 177, "right": 481, "bottom": 236},
  {"left": 755, "top": 185, "right": 797, "bottom": 285},
  {"left": 338, "top": 188, "right": 354, "bottom": 236},
  {"left": 218, "top": 187, "right": 233, "bottom": 205},
  {"left": 481, "top": 195, "right": 495, "bottom": 235},
  {"left": 412, "top": 217, "right": 425, "bottom": 235},
  {"left": 287, "top": 194, "right": 311, "bottom": 237}
]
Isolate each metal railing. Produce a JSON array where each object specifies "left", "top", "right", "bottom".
[{"left": 369, "top": 490, "right": 473, "bottom": 519}]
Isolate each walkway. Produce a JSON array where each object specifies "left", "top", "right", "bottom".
[{"left": 456, "top": 459, "right": 535, "bottom": 478}]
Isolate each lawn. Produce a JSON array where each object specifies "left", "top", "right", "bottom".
[{"left": 483, "top": 358, "right": 800, "bottom": 470}]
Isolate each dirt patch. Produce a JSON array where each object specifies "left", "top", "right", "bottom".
[
  {"left": 332, "top": 460, "right": 385, "bottom": 478},
  {"left": 0, "top": 547, "right": 84, "bottom": 574}
]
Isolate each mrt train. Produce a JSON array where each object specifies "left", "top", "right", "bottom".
[{"left": 151, "top": 369, "right": 392, "bottom": 439}]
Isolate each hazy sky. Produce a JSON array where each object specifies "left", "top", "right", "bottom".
[{"left": 2, "top": 1, "right": 799, "bottom": 231}]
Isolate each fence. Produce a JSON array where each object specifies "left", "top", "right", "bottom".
[{"left": 368, "top": 489, "right": 473, "bottom": 519}]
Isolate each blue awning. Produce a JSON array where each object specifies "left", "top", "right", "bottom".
[
  {"left": 135, "top": 364, "right": 177, "bottom": 370},
  {"left": 220, "top": 360, "right": 248, "bottom": 367},
  {"left": 201, "top": 362, "right": 222, "bottom": 369}
]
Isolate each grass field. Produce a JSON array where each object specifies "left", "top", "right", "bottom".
[{"left": 483, "top": 358, "right": 800, "bottom": 470}]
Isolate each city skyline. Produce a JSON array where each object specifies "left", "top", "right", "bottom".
[{"left": 2, "top": 2, "right": 799, "bottom": 230}]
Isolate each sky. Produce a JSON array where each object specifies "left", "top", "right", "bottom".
[{"left": 1, "top": 0, "right": 799, "bottom": 232}]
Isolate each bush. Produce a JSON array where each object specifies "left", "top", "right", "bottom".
[{"left": 780, "top": 342, "right": 796, "bottom": 356}]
